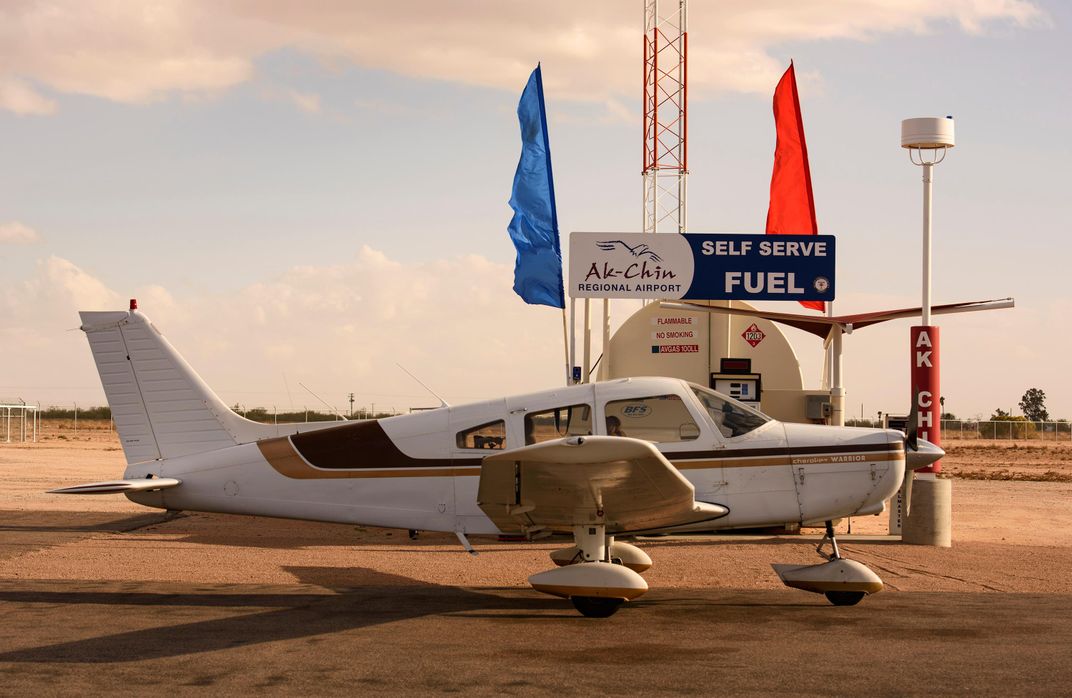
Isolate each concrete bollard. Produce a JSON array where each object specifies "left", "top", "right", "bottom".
[{"left": 903, "top": 477, "right": 952, "bottom": 547}]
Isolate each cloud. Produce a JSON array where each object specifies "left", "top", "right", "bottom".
[
  {"left": 0, "top": 1, "right": 1045, "bottom": 114},
  {"left": 0, "top": 221, "right": 41, "bottom": 244},
  {"left": 36, "top": 256, "right": 121, "bottom": 310},
  {"left": 286, "top": 89, "right": 321, "bottom": 114},
  {"left": 0, "top": 249, "right": 565, "bottom": 411},
  {"left": 0, "top": 1, "right": 256, "bottom": 107},
  {"left": 1, "top": 250, "right": 1068, "bottom": 419},
  {"left": 0, "top": 77, "right": 56, "bottom": 115}
]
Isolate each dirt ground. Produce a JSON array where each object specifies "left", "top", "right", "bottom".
[
  {"left": 2, "top": 428, "right": 1072, "bottom": 694},
  {"left": 3, "top": 429, "right": 1072, "bottom": 589},
  {"left": 941, "top": 438, "right": 1072, "bottom": 481}
]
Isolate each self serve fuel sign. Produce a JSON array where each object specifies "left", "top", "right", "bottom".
[{"left": 569, "top": 232, "right": 835, "bottom": 301}]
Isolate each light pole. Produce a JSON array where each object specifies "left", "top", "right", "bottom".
[
  {"left": 901, "top": 116, "right": 954, "bottom": 476},
  {"left": 900, "top": 116, "right": 955, "bottom": 547}
]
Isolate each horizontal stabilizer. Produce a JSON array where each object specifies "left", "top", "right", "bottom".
[{"left": 48, "top": 478, "right": 182, "bottom": 495}]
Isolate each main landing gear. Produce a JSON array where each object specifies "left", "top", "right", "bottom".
[
  {"left": 772, "top": 520, "right": 885, "bottom": 606},
  {"left": 528, "top": 525, "right": 649, "bottom": 618}
]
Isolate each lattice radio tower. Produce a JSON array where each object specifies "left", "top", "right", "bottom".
[{"left": 642, "top": 0, "right": 688, "bottom": 234}]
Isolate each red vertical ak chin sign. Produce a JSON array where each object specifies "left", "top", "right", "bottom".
[{"left": 911, "top": 326, "right": 941, "bottom": 473}]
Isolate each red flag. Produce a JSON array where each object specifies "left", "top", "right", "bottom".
[{"left": 766, "top": 61, "right": 824, "bottom": 312}]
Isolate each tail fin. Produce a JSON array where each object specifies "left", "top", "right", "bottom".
[{"left": 80, "top": 307, "right": 265, "bottom": 464}]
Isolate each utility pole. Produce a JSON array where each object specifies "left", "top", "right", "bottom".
[{"left": 348, "top": 393, "right": 355, "bottom": 419}]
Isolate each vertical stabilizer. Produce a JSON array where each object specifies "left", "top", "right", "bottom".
[{"left": 80, "top": 309, "right": 243, "bottom": 464}]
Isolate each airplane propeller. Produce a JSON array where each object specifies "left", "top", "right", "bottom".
[
  {"left": 903, "top": 389, "right": 919, "bottom": 517},
  {"left": 900, "top": 386, "right": 945, "bottom": 518}
]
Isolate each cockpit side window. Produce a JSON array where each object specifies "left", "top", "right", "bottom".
[
  {"left": 524, "top": 404, "right": 592, "bottom": 445},
  {"left": 690, "top": 386, "right": 769, "bottom": 438},
  {"left": 603, "top": 395, "right": 701, "bottom": 442},
  {"left": 456, "top": 420, "right": 506, "bottom": 450}
]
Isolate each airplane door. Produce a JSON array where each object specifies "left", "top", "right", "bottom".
[
  {"left": 713, "top": 423, "right": 798, "bottom": 526},
  {"left": 449, "top": 399, "right": 507, "bottom": 535},
  {"left": 593, "top": 384, "right": 727, "bottom": 506}
]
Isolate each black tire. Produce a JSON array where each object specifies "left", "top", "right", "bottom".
[
  {"left": 571, "top": 596, "right": 624, "bottom": 618},
  {"left": 825, "top": 591, "right": 866, "bottom": 606}
]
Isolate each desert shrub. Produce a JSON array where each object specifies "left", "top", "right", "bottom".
[
  {"left": 41, "top": 406, "right": 111, "bottom": 419},
  {"left": 979, "top": 415, "right": 1036, "bottom": 439}
]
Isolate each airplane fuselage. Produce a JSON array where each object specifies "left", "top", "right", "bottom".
[{"left": 121, "top": 377, "right": 905, "bottom": 535}]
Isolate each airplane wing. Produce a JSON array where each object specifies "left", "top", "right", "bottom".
[{"left": 477, "top": 435, "right": 726, "bottom": 536}]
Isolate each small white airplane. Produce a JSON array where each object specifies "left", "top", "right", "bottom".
[{"left": 54, "top": 302, "right": 942, "bottom": 617}]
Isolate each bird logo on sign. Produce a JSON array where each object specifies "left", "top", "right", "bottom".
[{"left": 596, "top": 240, "right": 663, "bottom": 263}]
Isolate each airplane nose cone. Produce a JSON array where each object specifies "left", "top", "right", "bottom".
[{"left": 906, "top": 438, "right": 945, "bottom": 470}]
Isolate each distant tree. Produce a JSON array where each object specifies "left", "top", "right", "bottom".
[
  {"left": 1019, "top": 388, "right": 1049, "bottom": 422},
  {"left": 981, "top": 409, "right": 1035, "bottom": 439},
  {"left": 940, "top": 412, "right": 956, "bottom": 421}
]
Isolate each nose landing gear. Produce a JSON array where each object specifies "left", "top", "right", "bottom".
[{"left": 772, "top": 520, "right": 884, "bottom": 606}]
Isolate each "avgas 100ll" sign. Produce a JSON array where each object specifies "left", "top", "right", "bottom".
[{"left": 568, "top": 232, "right": 836, "bottom": 301}]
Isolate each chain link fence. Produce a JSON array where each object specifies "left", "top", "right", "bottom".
[{"left": 940, "top": 420, "right": 1071, "bottom": 441}]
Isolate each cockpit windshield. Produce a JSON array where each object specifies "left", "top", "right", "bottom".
[{"left": 689, "top": 384, "right": 770, "bottom": 438}]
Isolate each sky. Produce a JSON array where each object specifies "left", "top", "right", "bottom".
[{"left": 1, "top": 0, "right": 1069, "bottom": 421}]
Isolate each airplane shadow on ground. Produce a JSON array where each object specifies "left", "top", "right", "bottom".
[
  {"left": 0, "top": 510, "right": 178, "bottom": 534},
  {"left": 102, "top": 511, "right": 478, "bottom": 551},
  {"left": 635, "top": 536, "right": 908, "bottom": 551},
  {"left": 0, "top": 568, "right": 573, "bottom": 664}
]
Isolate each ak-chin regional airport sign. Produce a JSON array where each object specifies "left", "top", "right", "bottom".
[{"left": 568, "top": 232, "right": 836, "bottom": 301}]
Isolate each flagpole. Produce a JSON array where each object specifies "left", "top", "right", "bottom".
[
  {"left": 583, "top": 298, "right": 591, "bottom": 382},
  {"left": 602, "top": 299, "right": 611, "bottom": 380},
  {"left": 562, "top": 306, "right": 572, "bottom": 385}
]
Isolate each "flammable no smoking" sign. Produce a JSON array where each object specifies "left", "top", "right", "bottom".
[{"left": 651, "top": 316, "right": 699, "bottom": 354}]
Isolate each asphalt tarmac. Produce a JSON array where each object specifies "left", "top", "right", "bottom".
[{"left": 1, "top": 577, "right": 1070, "bottom": 695}]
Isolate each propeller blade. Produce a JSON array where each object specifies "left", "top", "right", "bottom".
[
  {"left": 903, "top": 439, "right": 945, "bottom": 520},
  {"left": 903, "top": 470, "right": 914, "bottom": 518},
  {"left": 905, "top": 385, "right": 919, "bottom": 452}
]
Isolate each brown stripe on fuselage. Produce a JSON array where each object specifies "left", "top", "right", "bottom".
[
  {"left": 257, "top": 425, "right": 903, "bottom": 480},
  {"left": 257, "top": 436, "right": 481, "bottom": 479},
  {"left": 674, "top": 456, "right": 788, "bottom": 470},
  {"left": 287, "top": 420, "right": 481, "bottom": 469}
]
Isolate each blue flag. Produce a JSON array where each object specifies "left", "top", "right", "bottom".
[{"left": 507, "top": 64, "right": 565, "bottom": 309}]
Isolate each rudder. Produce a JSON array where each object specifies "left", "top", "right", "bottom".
[{"left": 80, "top": 306, "right": 246, "bottom": 464}]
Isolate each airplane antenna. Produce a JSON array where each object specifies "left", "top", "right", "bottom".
[
  {"left": 396, "top": 364, "right": 450, "bottom": 408},
  {"left": 282, "top": 371, "right": 295, "bottom": 411},
  {"left": 298, "top": 382, "right": 348, "bottom": 421}
]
